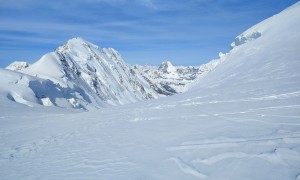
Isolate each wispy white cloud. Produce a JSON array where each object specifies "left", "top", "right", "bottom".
[
  {"left": 83, "top": 0, "right": 157, "bottom": 8},
  {"left": 0, "top": 0, "right": 157, "bottom": 10}
]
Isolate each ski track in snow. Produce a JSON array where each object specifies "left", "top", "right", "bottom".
[
  {"left": 190, "top": 149, "right": 292, "bottom": 166},
  {"left": 0, "top": 132, "right": 78, "bottom": 160},
  {"left": 171, "top": 157, "right": 207, "bottom": 179},
  {"left": 182, "top": 91, "right": 300, "bottom": 106},
  {"left": 167, "top": 136, "right": 300, "bottom": 151}
]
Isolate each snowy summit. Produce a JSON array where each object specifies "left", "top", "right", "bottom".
[{"left": 158, "top": 60, "right": 176, "bottom": 73}]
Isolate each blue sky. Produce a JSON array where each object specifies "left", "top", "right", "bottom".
[{"left": 0, "top": 0, "right": 298, "bottom": 67}]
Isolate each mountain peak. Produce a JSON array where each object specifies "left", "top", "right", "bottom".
[
  {"left": 158, "top": 60, "right": 176, "bottom": 73},
  {"left": 67, "top": 37, "right": 88, "bottom": 45},
  {"left": 56, "top": 37, "right": 98, "bottom": 53}
]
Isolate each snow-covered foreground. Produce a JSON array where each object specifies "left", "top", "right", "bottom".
[
  {"left": 1, "top": 2, "right": 300, "bottom": 180},
  {"left": 1, "top": 85, "right": 300, "bottom": 179}
]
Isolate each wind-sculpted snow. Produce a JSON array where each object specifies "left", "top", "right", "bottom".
[
  {"left": 0, "top": 69, "right": 90, "bottom": 109},
  {"left": 0, "top": 2, "right": 300, "bottom": 179}
]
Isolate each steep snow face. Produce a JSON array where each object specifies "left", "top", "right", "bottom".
[
  {"left": 135, "top": 58, "right": 223, "bottom": 94},
  {"left": 190, "top": 1, "right": 300, "bottom": 99},
  {"left": 6, "top": 61, "right": 30, "bottom": 71}
]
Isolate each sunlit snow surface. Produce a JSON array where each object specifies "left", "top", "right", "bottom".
[{"left": 1, "top": 2, "right": 300, "bottom": 180}]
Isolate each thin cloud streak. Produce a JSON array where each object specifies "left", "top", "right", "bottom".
[{"left": 0, "top": 17, "right": 239, "bottom": 46}]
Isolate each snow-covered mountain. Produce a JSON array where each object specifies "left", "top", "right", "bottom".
[
  {"left": 3, "top": 38, "right": 221, "bottom": 109},
  {"left": 20, "top": 38, "right": 164, "bottom": 108},
  {"left": 0, "top": 2, "right": 300, "bottom": 180}
]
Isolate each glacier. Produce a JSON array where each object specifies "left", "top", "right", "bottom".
[{"left": 0, "top": 2, "right": 300, "bottom": 180}]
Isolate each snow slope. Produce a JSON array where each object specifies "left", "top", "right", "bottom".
[{"left": 0, "top": 2, "right": 300, "bottom": 180}]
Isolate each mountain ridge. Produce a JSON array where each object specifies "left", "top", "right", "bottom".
[{"left": 3, "top": 38, "right": 222, "bottom": 109}]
